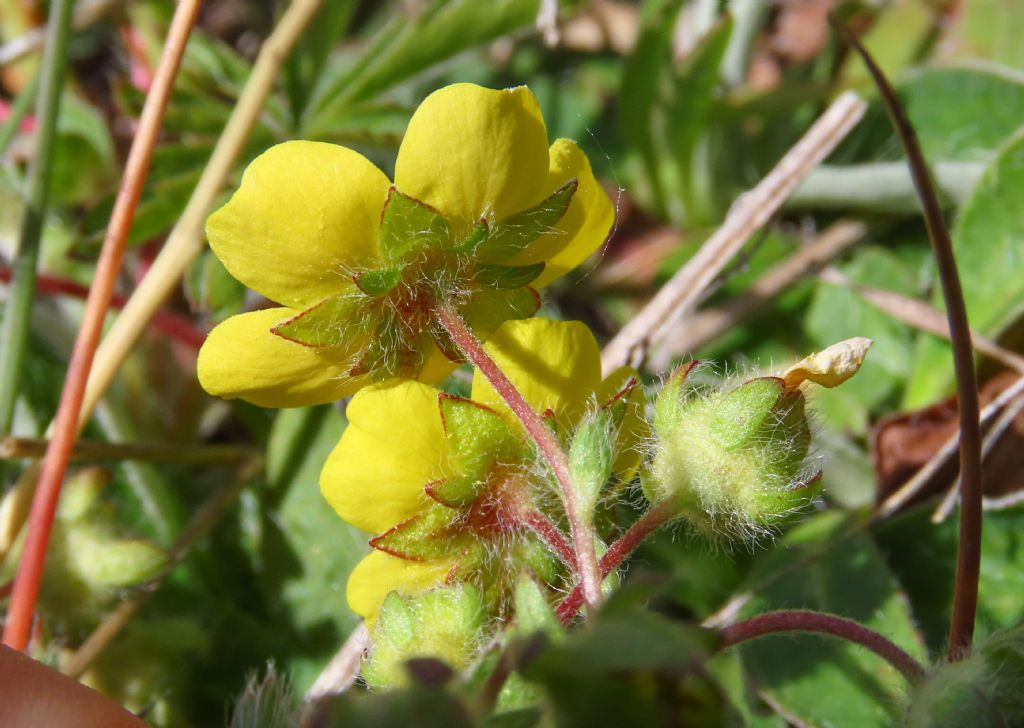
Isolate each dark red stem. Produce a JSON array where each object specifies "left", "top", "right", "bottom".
[
  {"left": 718, "top": 610, "right": 926, "bottom": 684},
  {"left": 833, "top": 17, "right": 983, "bottom": 661}
]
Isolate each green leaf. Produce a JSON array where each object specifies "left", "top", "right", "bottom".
[
  {"left": 475, "top": 263, "right": 545, "bottom": 289},
  {"left": 185, "top": 248, "right": 247, "bottom": 323},
  {"left": 380, "top": 187, "right": 453, "bottom": 262},
  {"left": 520, "top": 611, "right": 724, "bottom": 726},
  {"left": 619, "top": 0, "right": 684, "bottom": 216},
  {"left": 270, "top": 294, "right": 361, "bottom": 349},
  {"left": 666, "top": 16, "right": 733, "bottom": 224},
  {"left": 313, "top": 0, "right": 540, "bottom": 109},
  {"left": 737, "top": 511, "right": 928, "bottom": 728},
  {"left": 476, "top": 179, "right": 577, "bottom": 260},
  {"left": 905, "top": 129, "right": 1024, "bottom": 407},
  {"left": 282, "top": 1, "right": 357, "bottom": 122},
  {"left": 261, "top": 406, "right": 369, "bottom": 692},
  {"left": 319, "top": 685, "right": 475, "bottom": 728},
  {"left": 900, "top": 65, "right": 1024, "bottom": 162}
]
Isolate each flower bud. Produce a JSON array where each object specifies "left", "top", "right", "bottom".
[
  {"left": 568, "top": 409, "right": 615, "bottom": 522},
  {"left": 905, "top": 627, "right": 1024, "bottom": 726},
  {"left": 645, "top": 340, "right": 870, "bottom": 540},
  {"left": 362, "top": 584, "right": 487, "bottom": 689}
]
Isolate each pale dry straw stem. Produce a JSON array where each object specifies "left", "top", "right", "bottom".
[
  {"left": 2, "top": 0, "right": 201, "bottom": 651},
  {"left": 931, "top": 391, "right": 1024, "bottom": 523},
  {"left": 877, "top": 375, "right": 1024, "bottom": 518},
  {"left": 650, "top": 220, "right": 866, "bottom": 368},
  {"left": 62, "top": 457, "right": 262, "bottom": 679},
  {"left": 79, "top": 0, "right": 323, "bottom": 424},
  {"left": 818, "top": 267, "right": 1024, "bottom": 375},
  {"left": 601, "top": 91, "right": 867, "bottom": 375},
  {"left": 304, "top": 623, "right": 371, "bottom": 701}
]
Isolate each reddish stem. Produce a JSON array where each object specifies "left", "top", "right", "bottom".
[
  {"left": 2, "top": 0, "right": 201, "bottom": 651},
  {"left": 0, "top": 266, "right": 204, "bottom": 350},
  {"left": 556, "top": 502, "right": 675, "bottom": 623},
  {"left": 833, "top": 17, "right": 983, "bottom": 662},
  {"left": 718, "top": 610, "right": 927, "bottom": 684},
  {"left": 434, "top": 305, "right": 602, "bottom": 613},
  {"left": 519, "top": 509, "right": 577, "bottom": 572}
]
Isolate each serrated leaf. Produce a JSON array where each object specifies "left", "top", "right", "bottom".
[
  {"left": 380, "top": 187, "right": 453, "bottom": 262},
  {"left": 476, "top": 180, "right": 577, "bottom": 260},
  {"left": 475, "top": 263, "right": 545, "bottom": 289},
  {"left": 271, "top": 294, "right": 362, "bottom": 348}
]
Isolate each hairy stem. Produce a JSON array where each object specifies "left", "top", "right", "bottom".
[
  {"left": 2, "top": 0, "right": 201, "bottom": 651},
  {"left": 519, "top": 509, "right": 577, "bottom": 572},
  {"left": 0, "top": 0, "right": 73, "bottom": 436},
  {"left": 556, "top": 501, "right": 675, "bottom": 623},
  {"left": 434, "top": 305, "right": 602, "bottom": 613},
  {"left": 833, "top": 16, "right": 983, "bottom": 662},
  {"left": 718, "top": 610, "right": 926, "bottom": 684}
]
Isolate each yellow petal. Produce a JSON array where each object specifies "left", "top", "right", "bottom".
[
  {"left": 197, "top": 308, "right": 365, "bottom": 408},
  {"left": 513, "top": 138, "right": 615, "bottom": 287},
  {"left": 596, "top": 366, "right": 647, "bottom": 478},
  {"left": 471, "top": 318, "right": 602, "bottom": 428},
  {"left": 320, "top": 380, "right": 453, "bottom": 534},
  {"left": 346, "top": 550, "right": 454, "bottom": 622},
  {"left": 207, "top": 141, "right": 390, "bottom": 309},
  {"left": 782, "top": 337, "right": 874, "bottom": 390},
  {"left": 394, "top": 84, "right": 550, "bottom": 228}
]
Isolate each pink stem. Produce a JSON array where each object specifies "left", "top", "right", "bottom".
[
  {"left": 556, "top": 502, "right": 674, "bottom": 623},
  {"left": 718, "top": 609, "right": 927, "bottom": 684},
  {"left": 434, "top": 305, "right": 602, "bottom": 612}
]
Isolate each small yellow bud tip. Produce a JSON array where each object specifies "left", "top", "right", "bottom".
[{"left": 781, "top": 337, "right": 874, "bottom": 390}]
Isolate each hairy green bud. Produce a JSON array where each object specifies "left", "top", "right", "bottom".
[
  {"left": 905, "top": 627, "right": 1024, "bottom": 727},
  {"left": 568, "top": 409, "right": 615, "bottom": 522},
  {"left": 363, "top": 584, "right": 488, "bottom": 689},
  {"left": 645, "top": 369, "right": 820, "bottom": 540}
]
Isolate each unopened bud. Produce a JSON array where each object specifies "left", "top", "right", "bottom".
[{"left": 568, "top": 409, "right": 615, "bottom": 522}]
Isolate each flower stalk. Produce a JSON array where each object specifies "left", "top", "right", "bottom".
[
  {"left": 717, "top": 609, "right": 927, "bottom": 684},
  {"left": 434, "top": 303, "right": 603, "bottom": 614}
]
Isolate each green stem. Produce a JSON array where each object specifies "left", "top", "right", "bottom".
[
  {"left": 0, "top": 73, "right": 39, "bottom": 157},
  {"left": 0, "top": 0, "right": 75, "bottom": 435}
]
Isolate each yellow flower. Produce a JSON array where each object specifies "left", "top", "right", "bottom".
[
  {"left": 319, "top": 318, "right": 643, "bottom": 623},
  {"left": 197, "top": 83, "right": 614, "bottom": 408}
]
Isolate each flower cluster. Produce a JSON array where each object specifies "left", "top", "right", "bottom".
[{"left": 197, "top": 82, "right": 871, "bottom": 691}]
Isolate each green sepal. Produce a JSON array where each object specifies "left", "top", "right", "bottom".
[
  {"left": 475, "top": 262, "right": 546, "bottom": 289},
  {"left": 369, "top": 503, "right": 460, "bottom": 561},
  {"left": 380, "top": 186, "right": 452, "bottom": 262},
  {"left": 652, "top": 360, "right": 699, "bottom": 434},
  {"left": 70, "top": 530, "right": 168, "bottom": 588},
  {"left": 350, "top": 326, "right": 431, "bottom": 379},
  {"left": 513, "top": 574, "right": 562, "bottom": 641},
  {"left": 476, "top": 179, "right": 578, "bottom": 260},
  {"left": 568, "top": 409, "right": 615, "bottom": 521},
  {"left": 462, "top": 287, "right": 541, "bottom": 339},
  {"left": 708, "top": 377, "right": 784, "bottom": 450},
  {"left": 354, "top": 266, "right": 404, "bottom": 296},
  {"left": 425, "top": 476, "right": 485, "bottom": 509},
  {"left": 438, "top": 393, "right": 523, "bottom": 483},
  {"left": 271, "top": 293, "right": 361, "bottom": 348},
  {"left": 362, "top": 584, "right": 488, "bottom": 689},
  {"left": 445, "top": 219, "right": 489, "bottom": 253}
]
